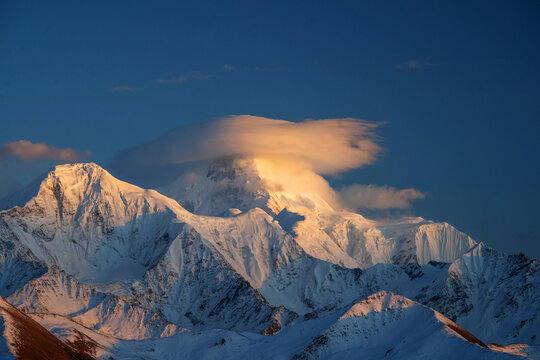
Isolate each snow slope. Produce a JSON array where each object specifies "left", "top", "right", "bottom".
[
  {"left": 7, "top": 267, "right": 182, "bottom": 340},
  {"left": 292, "top": 291, "right": 522, "bottom": 360},
  {"left": 26, "top": 292, "right": 527, "bottom": 360}
]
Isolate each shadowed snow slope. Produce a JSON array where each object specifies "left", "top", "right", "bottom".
[{"left": 418, "top": 243, "right": 540, "bottom": 345}]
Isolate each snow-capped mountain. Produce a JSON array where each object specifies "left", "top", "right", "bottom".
[
  {"left": 0, "top": 161, "right": 538, "bottom": 359},
  {"left": 159, "top": 157, "right": 476, "bottom": 269}
]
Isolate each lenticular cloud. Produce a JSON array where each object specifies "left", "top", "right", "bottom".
[
  {"left": 111, "top": 115, "right": 425, "bottom": 212},
  {"left": 112, "top": 115, "right": 382, "bottom": 176}
]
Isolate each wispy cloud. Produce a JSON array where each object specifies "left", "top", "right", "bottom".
[
  {"left": 156, "top": 65, "right": 235, "bottom": 84},
  {"left": 0, "top": 140, "right": 91, "bottom": 163},
  {"left": 394, "top": 60, "right": 435, "bottom": 70},
  {"left": 156, "top": 71, "right": 219, "bottom": 84},
  {"left": 108, "top": 86, "right": 137, "bottom": 92},
  {"left": 339, "top": 184, "right": 425, "bottom": 210}
]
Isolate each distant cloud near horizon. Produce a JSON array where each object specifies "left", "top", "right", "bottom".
[
  {"left": 156, "top": 65, "right": 234, "bottom": 84},
  {"left": 339, "top": 184, "right": 425, "bottom": 210},
  {"left": 0, "top": 140, "right": 91, "bottom": 163},
  {"left": 109, "top": 86, "right": 137, "bottom": 92},
  {"left": 394, "top": 60, "right": 435, "bottom": 69}
]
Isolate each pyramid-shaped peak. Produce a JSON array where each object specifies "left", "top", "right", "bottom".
[
  {"left": 41, "top": 162, "right": 155, "bottom": 196},
  {"left": 47, "top": 162, "right": 113, "bottom": 185}
]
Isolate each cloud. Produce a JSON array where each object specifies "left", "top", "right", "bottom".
[
  {"left": 111, "top": 115, "right": 426, "bottom": 214},
  {"left": 338, "top": 184, "right": 425, "bottom": 210},
  {"left": 0, "top": 140, "right": 91, "bottom": 163},
  {"left": 394, "top": 60, "right": 434, "bottom": 69},
  {"left": 156, "top": 71, "right": 219, "bottom": 84},
  {"left": 108, "top": 86, "right": 137, "bottom": 92},
  {"left": 112, "top": 115, "right": 382, "bottom": 176},
  {"left": 222, "top": 65, "right": 234, "bottom": 71}
]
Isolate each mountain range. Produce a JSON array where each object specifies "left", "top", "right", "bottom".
[{"left": 0, "top": 159, "right": 538, "bottom": 359}]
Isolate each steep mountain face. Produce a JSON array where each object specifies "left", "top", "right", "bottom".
[
  {"left": 0, "top": 162, "right": 538, "bottom": 359},
  {"left": 130, "top": 225, "right": 298, "bottom": 332},
  {"left": 0, "top": 232, "right": 45, "bottom": 298},
  {"left": 418, "top": 243, "right": 540, "bottom": 345}
]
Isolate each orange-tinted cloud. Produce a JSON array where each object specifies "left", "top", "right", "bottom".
[
  {"left": 113, "top": 115, "right": 382, "bottom": 175},
  {"left": 0, "top": 140, "right": 90, "bottom": 163},
  {"left": 112, "top": 115, "right": 426, "bottom": 212}
]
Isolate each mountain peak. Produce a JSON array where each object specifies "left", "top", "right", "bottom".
[
  {"left": 0, "top": 162, "right": 187, "bottom": 283},
  {"left": 339, "top": 291, "right": 416, "bottom": 320},
  {"left": 0, "top": 163, "right": 119, "bottom": 211},
  {"left": 158, "top": 156, "right": 285, "bottom": 216},
  {"left": 44, "top": 162, "right": 121, "bottom": 191}
]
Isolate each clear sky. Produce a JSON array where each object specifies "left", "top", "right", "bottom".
[{"left": 1, "top": 0, "right": 539, "bottom": 257}]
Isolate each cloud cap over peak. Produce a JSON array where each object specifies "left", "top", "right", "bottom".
[
  {"left": 112, "top": 115, "right": 382, "bottom": 176},
  {"left": 0, "top": 140, "right": 90, "bottom": 163}
]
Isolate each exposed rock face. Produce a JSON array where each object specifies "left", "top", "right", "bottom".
[{"left": 0, "top": 296, "right": 94, "bottom": 360}]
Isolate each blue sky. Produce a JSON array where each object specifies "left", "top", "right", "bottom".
[{"left": 1, "top": 0, "right": 539, "bottom": 257}]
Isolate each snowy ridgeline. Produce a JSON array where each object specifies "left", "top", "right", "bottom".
[{"left": 0, "top": 162, "right": 538, "bottom": 359}]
